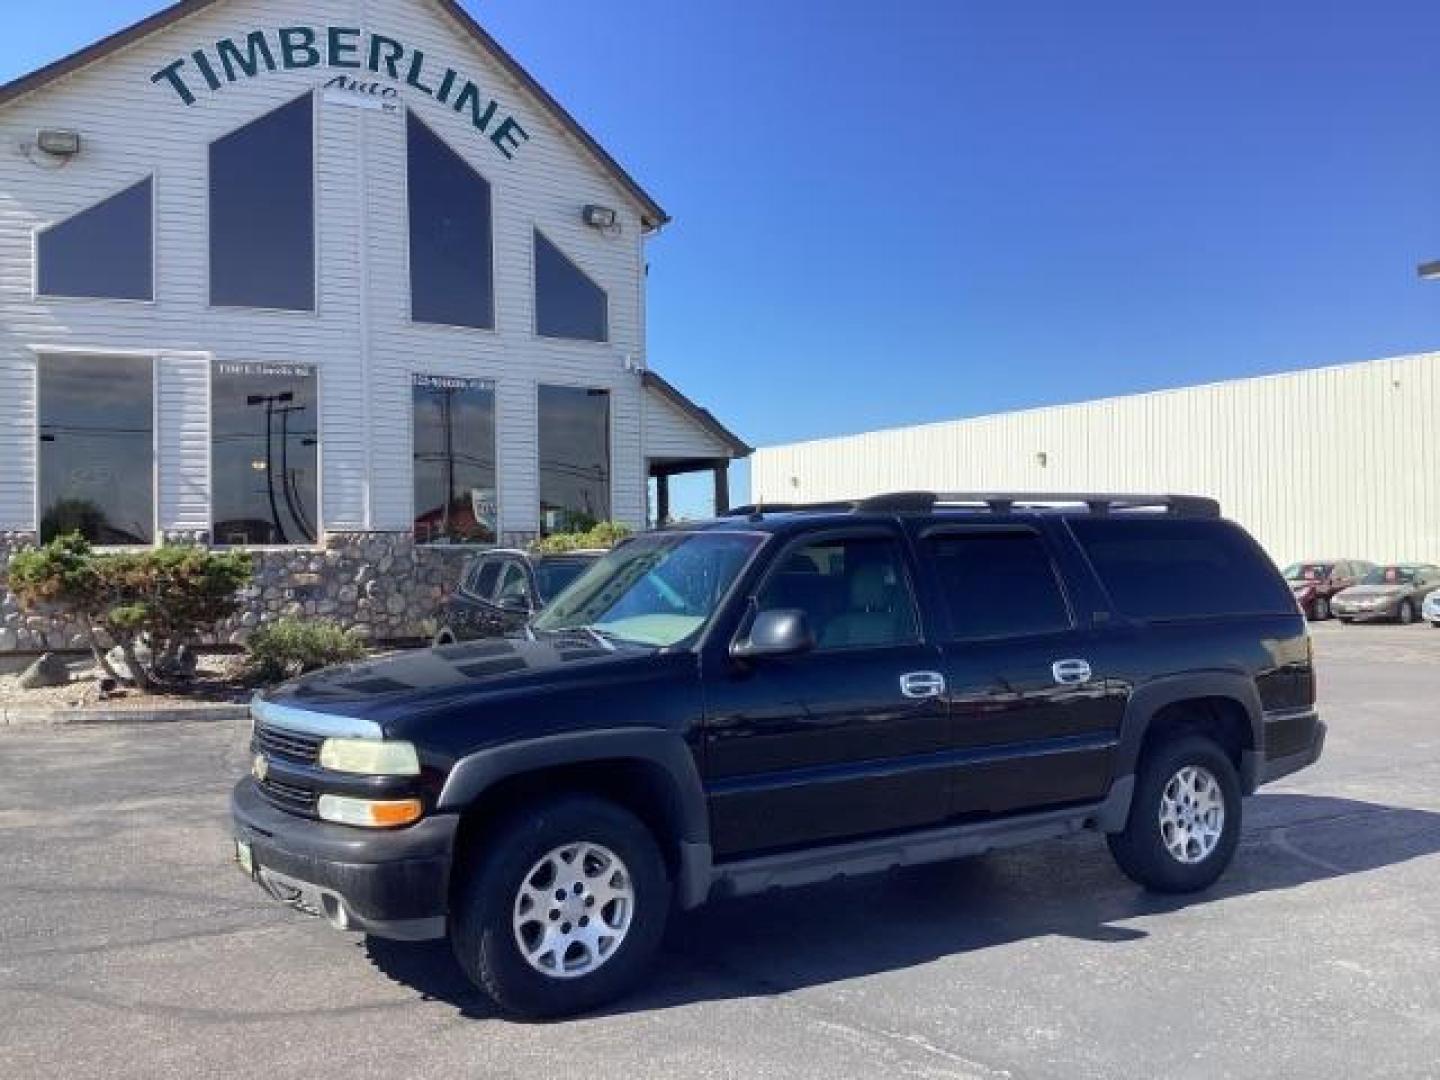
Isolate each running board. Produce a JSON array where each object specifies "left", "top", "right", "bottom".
[{"left": 709, "top": 778, "right": 1134, "bottom": 900}]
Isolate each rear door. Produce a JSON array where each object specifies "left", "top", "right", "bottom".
[{"left": 920, "top": 523, "right": 1127, "bottom": 817}]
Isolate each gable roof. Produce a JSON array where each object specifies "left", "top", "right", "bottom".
[
  {"left": 643, "top": 371, "right": 752, "bottom": 458},
  {"left": 0, "top": 0, "right": 669, "bottom": 229}
]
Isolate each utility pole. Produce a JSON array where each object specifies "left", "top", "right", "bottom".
[{"left": 247, "top": 391, "right": 294, "bottom": 544}]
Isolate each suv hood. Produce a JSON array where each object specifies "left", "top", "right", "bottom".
[{"left": 266, "top": 634, "right": 662, "bottom": 723}]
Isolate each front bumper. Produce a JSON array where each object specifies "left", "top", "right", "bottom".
[
  {"left": 231, "top": 779, "right": 457, "bottom": 941},
  {"left": 1243, "top": 708, "right": 1327, "bottom": 789},
  {"left": 1332, "top": 600, "right": 1399, "bottom": 621}
]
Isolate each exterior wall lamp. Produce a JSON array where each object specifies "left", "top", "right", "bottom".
[{"left": 36, "top": 129, "right": 82, "bottom": 157}]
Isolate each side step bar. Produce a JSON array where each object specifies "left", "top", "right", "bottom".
[{"left": 708, "top": 778, "right": 1134, "bottom": 901}]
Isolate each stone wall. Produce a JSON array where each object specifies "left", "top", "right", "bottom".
[{"left": 0, "top": 532, "right": 526, "bottom": 654}]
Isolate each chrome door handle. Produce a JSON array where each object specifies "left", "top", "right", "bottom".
[
  {"left": 1052, "top": 659, "right": 1092, "bottom": 685},
  {"left": 900, "top": 671, "right": 947, "bottom": 699}
]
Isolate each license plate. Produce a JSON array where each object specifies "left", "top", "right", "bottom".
[{"left": 235, "top": 838, "right": 254, "bottom": 878}]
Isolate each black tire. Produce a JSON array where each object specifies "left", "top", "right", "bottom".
[
  {"left": 1338, "top": 617, "right": 1353, "bottom": 625},
  {"left": 1107, "top": 734, "right": 1242, "bottom": 894},
  {"left": 432, "top": 628, "right": 457, "bottom": 647},
  {"left": 1311, "top": 596, "right": 1330, "bottom": 621},
  {"left": 451, "top": 795, "right": 670, "bottom": 1020},
  {"left": 1397, "top": 600, "right": 1416, "bottom": 626}
]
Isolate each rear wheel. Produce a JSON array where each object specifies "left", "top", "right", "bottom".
[
  {"left": 1398, "top": 600, "right": 1416, "bottom": 625},
  {"left": 432, "top": 628, "right": 457, "bottom": 647},
  {"left": 1107, "top": 734, "right": 1242, "bottom": 893},
  {"left": 451, "top": 796, "right": 670, "bottom": 1019},
  {"left": 1310, "top": 596, "right": 1330, "bottom": 621}
]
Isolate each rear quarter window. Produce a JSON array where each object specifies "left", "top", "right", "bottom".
[{"left": 1069, "top": 517, "right": 1294, "bottom": 619}]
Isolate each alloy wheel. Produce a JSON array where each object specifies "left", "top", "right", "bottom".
[
  {"left": 1158, "top": 765, "right": 1226, "bottom": 865},
  {"left": 512, "top": 842, "right": 635, "bottom": 979}
]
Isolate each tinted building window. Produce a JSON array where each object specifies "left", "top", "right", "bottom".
[
  {"left": 928, "top": 531, "right": 1071, "bottom": 640},
  {"left": 39, "top": 355, "right": 154, "bottom": 545},
  {"left": 212, "top": 363, "right": 318, "bottom": 545},
  {"left": 539, "top": 386, "right": 610, "bottom": 534},
  {"left": 408, "top": 113, "right": 494, "bottom": 329},
  {"left": 210, "top": 94, "right": 314, "bottom": 310},
  {"left": 535, "top": 230, "right": 608, "bottom": 342},
  {"left": 1070, "top": 518, "right": 1294, "bottom": 619},
  {"left": 413, "top": 375, "right": 497, "bottom": 544},
  {"left": 37, "top": 177, "right": 153, "bottom": 301}
]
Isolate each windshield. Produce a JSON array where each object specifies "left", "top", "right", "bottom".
[
  {"left": 532, "top": 531, "right": 765, "bottom": 648},
  {"left": 1360, "top": 566, "right": 1415, "bottom": 586},
  {"left": 534, "top": 559, "right": 595, "bottom": 602},
  {"left": 1283, "top": 563, "right": 1331, "bottom": 582}
]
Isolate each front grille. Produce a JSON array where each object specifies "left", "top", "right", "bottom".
[
  {"left": 258, "top": 777, "right": 318, "bottom": 815},
  {"left": 254, "top": 724, "right": 323, "bottom": 765}
]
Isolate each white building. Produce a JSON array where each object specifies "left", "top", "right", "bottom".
[
  {"left": 753, "top": 352, "right": 1440, "bottom": 568},
  {"left": 0, "top": 0, "right": 747, "bottom": 652}
]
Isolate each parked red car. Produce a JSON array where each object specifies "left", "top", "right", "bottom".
[{"left": 1282, "top": 560, "right": 1374, "bottom": 621}]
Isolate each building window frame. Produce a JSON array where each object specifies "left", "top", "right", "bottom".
[
  {"left": 404, "top": 108, "right": 498, "bottom": 334},
  {"left": 206, "top": 91, "right": 320, "bottom": 316},
  {"left": 30, "top": 346, "right": 160, "bottom": 549},
  {"left": 31, "top": 173, "right": 158, "bottom": 307},
  {"left": 531, "top": 225, "right": 611, "bottom": 345},
  {"left": 410, "top": 371, "right": 501, "bottom": 548},
  {"left": 535, "top": 381, "right": 616, "bottom": 536},
  {"left": 208, "top": 360, "right": 324, "bottom": 550}
]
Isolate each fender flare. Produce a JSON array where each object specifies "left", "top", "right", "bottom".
[
  {"left": 1113, "top": 673, "right": 1265, "bottom": 790},
  {"left": 437, "top": 728, "right": 715, "bottom": 908}
]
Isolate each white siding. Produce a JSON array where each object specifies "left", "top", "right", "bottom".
[
  {"left": 157, "top": 352, "right": 211, "bottom": 532},
  {"left": 644, "top": 387, "right": 731, "bottom": 460},
  {"left": 0, "top": 0, "right": 656, "bottom": 537},
  {"left": 753, "top": 352, "right": 1440, "bottom": 567}
]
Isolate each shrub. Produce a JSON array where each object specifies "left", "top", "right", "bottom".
[
  {"left": 245, "top": 618, "right": 367, "bottom": 685},
  {"left": 8, "top": 534, "right": 252, "bottom": 689},
  {"left": 532, "top": 520, "right": 632, "bottom": 555}
]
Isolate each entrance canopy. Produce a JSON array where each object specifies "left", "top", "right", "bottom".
[{"left": 642, "top": 371, "right": 750, "bottom": 522}]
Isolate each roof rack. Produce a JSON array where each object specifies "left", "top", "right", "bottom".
[{"left": 722, "top": 492, "right": 1221, "bottom": 519}]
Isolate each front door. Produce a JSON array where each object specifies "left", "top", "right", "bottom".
[
  {"left": 922, "top": 525, "right": 1126, "bottom": 817},
  {"left": 702, "top": 529, "right": 950, "bottom": 859}
]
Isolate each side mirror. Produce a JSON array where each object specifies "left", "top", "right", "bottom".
[{"left": 731, "top": 609, "right": 815, "bottom": 661}]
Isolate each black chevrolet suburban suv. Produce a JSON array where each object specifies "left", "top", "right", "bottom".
[{"left": 232, "top": 492, "right": 1325, "bottom": 1019}]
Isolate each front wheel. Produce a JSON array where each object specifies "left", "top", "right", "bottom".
[
  {"left": 451, "top": 796, "right": 670, "bottom": 1019},
  {"left": 1107, "top": 734, "right": 1242, "bottom": 893}
]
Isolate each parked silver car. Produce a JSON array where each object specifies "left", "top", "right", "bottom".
[{"left": 1332, "top": 564, "right": 1440, "bottom": 624}]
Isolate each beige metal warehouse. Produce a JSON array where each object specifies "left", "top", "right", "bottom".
[{"left": 751, "top": 351, "right": 1440, "bottom": 567}]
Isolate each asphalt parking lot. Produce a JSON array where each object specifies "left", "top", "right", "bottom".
[{"left": 2, "top": 621, "right": 1437, "bottom": 1080}]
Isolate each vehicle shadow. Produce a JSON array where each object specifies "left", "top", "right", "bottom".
[{"left": 363, "top": 793, "right": 1440, "bottom": 1020}]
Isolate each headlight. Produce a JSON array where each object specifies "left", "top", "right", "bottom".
[
  {"left": 318, "top": 738, "right": 420, "bottom": 776},
  {"left": 317, "top": 794, "right": 423, "bottom": 828}
]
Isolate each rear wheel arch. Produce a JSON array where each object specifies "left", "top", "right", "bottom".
[{"left": 1117, "top": 677, "right": 1262, "bottom": 788}]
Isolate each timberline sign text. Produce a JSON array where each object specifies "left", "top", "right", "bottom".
[{"left": 151, "top": 27, "right": 530, "bottom": 159}]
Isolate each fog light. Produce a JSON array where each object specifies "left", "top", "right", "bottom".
[{"left": 317, "top": 795, "right": 423, "bottom": 828}]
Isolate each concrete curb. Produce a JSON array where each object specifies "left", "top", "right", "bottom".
[{"left": 1, "top": 703, "right": 250, "bottom": 728}]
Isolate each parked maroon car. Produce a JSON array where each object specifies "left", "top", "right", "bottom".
[{"left": 1281, "top": 560, "right": 1374, "bottom": 621}]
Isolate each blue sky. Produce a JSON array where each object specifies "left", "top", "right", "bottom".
[{"left": 7, "top": 1, "right": 1440, "bottom": 514}]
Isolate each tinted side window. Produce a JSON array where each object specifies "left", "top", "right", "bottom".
[
  {"left": 495, "top": 562, "right": 532, "bottom": 605},
  {"left": 756, "top": 535, "right": 919, "bottom": 651},
  {"left": 927, "top": 531, "right": 1071, "bottom": 640},
  {"left": 1071, "top": 518, "right": 1293, "bottom": 618},
  {"left": 210, "top": 93, "right": 314, "bottom": 310},
  {"left": 468, "top": 559, "right": 502, "bottom": 599}
]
